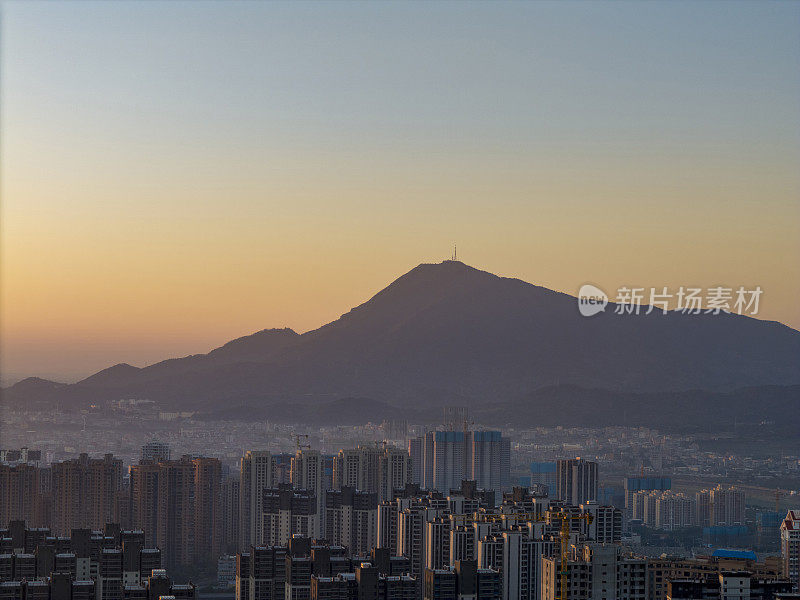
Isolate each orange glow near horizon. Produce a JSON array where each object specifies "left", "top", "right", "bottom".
[{"left": 2, "top": 1, "right": 799, "bottom": 381}]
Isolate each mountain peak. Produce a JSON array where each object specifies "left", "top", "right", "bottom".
[
  {"left": 6, "top": 261, "right": 799, "bottom": 412},
  {"left": 78, "top": 363, "right": 141, "bottom": 387},
  {"left": 5, "top": 376, "right": 65, "bottom": 392}
]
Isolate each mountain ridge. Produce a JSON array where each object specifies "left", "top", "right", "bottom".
[{"left": 3, "top": 260, "right": 799, "bottom": 413}]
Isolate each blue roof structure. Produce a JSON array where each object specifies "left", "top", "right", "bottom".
[{"left": 711, "top": 548, "right": 757, "bottom": 560}]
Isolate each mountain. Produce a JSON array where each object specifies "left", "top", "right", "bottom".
[
  {"left": 3, "top": 260, "right": 800, "bottom": 413},
  {"left": 189, "top": 384, "right": 800, "bottom": 435}
]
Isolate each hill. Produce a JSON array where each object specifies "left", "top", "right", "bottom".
[{"left": 3, "top": 260, "right": 799, "bottom": 414}]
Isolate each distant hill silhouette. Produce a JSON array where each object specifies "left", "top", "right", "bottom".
[
  {"left": 3, "top": 261, "right": 799, "bottom": 417},
  {"left": 190, "top": 384, "right": 800, "bottom": 434}
]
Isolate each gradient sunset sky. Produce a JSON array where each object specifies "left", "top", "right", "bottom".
[{"left": 2, "top": 1, "right": 799, "bottom": 383}]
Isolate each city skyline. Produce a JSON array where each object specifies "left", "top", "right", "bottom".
[
  {"left": 1, "top": 2, "right": 799, "bottom": 599},
  {"left": 2, "top": 1, "right": 800, "bottom": 381}
]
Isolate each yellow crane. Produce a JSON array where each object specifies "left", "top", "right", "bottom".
[
  {"left": 449, "top": 510, "right": 593, "bottom": 600},
  {"left": 558, "top": 513, "right": 593, "bottom": 600},
  {"left": 292, "top": 433, "right": 311, "bottom": 451}
]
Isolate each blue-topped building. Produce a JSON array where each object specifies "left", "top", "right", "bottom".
[{"left": 712, "top": 548, "right": 757, "bottom": 560}]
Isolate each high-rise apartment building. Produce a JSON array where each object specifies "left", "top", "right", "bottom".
[
  {"left": 541, "top": 543, "right": 647, "bottom": 600},
  {"left": 581, "top": 502, "right": 623, "bottom": 544},
  {"left": 631, "top": 490, "right": 659, "bottom": 526},
  {"left": 408, "top": 439, "right": 423, "bottom": 486},
  {"left": 0, "top": 522, "right": 164, "bottom": 589},
  {"left": 654, "top": 492, "right": 696, "bottom": 530},
  {"left": 411, "top": 431, "right": 510, "bottom": 498},
  {"left": 0, "top": 463, "right": 47, "bottom": 527},
  {"left": 237, "top": 540, "right": 415, "bottom": 600},
  {"left": 695, "top": 489, "right": 712, "bottom": 529},
  {"left": 52, "top": 454, "right": 122, "bottom": 535},
  {"left": 193, "top": 457, "right": 223, "bottom": 563},
  {"left": 324, "top": 487, "right": 378, "bottom": 556},
  {"left": 696, "top": 485, "right": 746, "bottom": 527},
  {"left": 477, "top": 530, "right": 555, "bottom": 600},
  {"left": 428, "top": 432, "right": 465, "bottom": 493},
  {"left": 710, "top": 485, "right": 746, "bottom": 527},
  {"left": 556, "top": 458, "right": 598, "bottom": 506},
  {"left": 129, "top": 462, "right": 161, "bottom": 549},
  {"left": 424, "top": 519, "right": 451, "bottom": 571},
  {"left": 239, "top": 451, "right": 273, "bottom": 549},
  {"left": 465, "top": 432, "right": 510, "bottom": 503},
  {"left": 222, "top": 477, "right": 241, "bottom": 553},
  {"left": 423, "top": 560, "right": 501, "bottom": 600},
  {"left": 261, "top": 484, "right": 319, "bottom": 547},
  {"left": 291, "top": 449, "right": 324, "bottom": 538},
  {"left": 781, "top": 510, "right": 800, "bottom": 591},
  {"left": 380, "top": 447, "right": 413, "bottom": 503},
  {"left": 155, "top": 459, "right": 195, "bottom": 568},
  {"left": 130, "top": 456, "right": 222, "bottom": 568},
  {"left": 334, "top": 446, "right": 380, "bottom": 493},
  {"left": 140, "top": 442, "right": 170, "bottom": 463},
  {"left": 333, "top": 445, "right": 411, "bottom": 503},
  {"left": 624, "top": 477, "right": 671, "bottom": 517}
]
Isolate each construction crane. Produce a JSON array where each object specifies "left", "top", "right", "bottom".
[
  {"left": 775, "top": 488, "right": 785, "bottom": 514},
  {"left": 558, "top": 513, "right": 593, "bottom": 600},
  {"left": 449, "top": 510, "right": 592, "bottom": 600},
  {"left": 292, "top": 433, "right": 311, "bottom": 451}
]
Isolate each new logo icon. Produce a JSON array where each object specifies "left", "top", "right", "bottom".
[{"left": 578, "top": 284, "right": 608, "bottom": 317}]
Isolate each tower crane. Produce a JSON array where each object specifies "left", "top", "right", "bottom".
[
  {"left": 775, "top": 488, "right": 785, "bottom": 514},
  {"left": 292, "top": 433, "right": 311, "bottom": 451}
]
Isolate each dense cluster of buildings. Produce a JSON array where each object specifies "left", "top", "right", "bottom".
[
  {"left": 629, "top": 485, "right": 746, "bottom": 531},
  {"left": 621, "top": 477, "right": 749, "bottom": 532},
  {"left": 233, "top": 482, "right": 799, "bottom": 600},
  {"left": 2, "top": 430, "right": 800, "bottom": 600},
  {"left": 0, "top": 429, "right": 510, "bottom": 570},
  {"left": 0, "top": 521, "right": 195, "bottom": 600}
]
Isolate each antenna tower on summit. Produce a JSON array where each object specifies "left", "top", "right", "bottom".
[{"left": 452, "top": 244, "right": 457, "bottom": 261}]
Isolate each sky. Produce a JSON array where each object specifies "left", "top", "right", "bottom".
[{"left": 1, "top": 1, "right": 799, "bottom": 383}]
